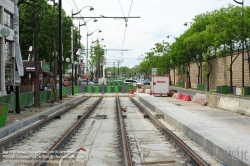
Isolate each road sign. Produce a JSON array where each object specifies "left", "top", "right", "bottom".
[{"left": 152, "top": 68, "right": 157, "bottom": 75}]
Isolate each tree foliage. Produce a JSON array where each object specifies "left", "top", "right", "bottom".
[{"left": 139, "top": 4, "right": 249, "bottom": 91}]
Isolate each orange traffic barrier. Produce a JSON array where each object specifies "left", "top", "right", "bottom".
[
  {"left": 178, "top": 94, "right": 182, "bottom": 100},
  {"left": 185, "top": 95, "right": 192, "bottom": 101},
  {"left": 181, "top": 94, "right": 186, "bottom": 100}
]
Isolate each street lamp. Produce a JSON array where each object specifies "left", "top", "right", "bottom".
[
  {"left": 80, "top": 18, "right": 97, "bottom": 27},
  {"left": 166, "top": 35, "right": 178, "bottom": 86},
  {"left": 72, "top": 6, "right": 94, "bottom": 17},
  {"left": 74, "top": 61, "right": 78, "bottom": 85},
  {"left": 233, "top": 0, "right": 244, "bottom": 88},
  {"left": 184, "top": 22, "right": 201, "bottom": 30},
  {"left": 183, "top": 22, "right": 192, "bottom": 26},
  {"left": 66, "top": 57, "right": 74, "bottom": 95},
  {"left": 167, "top": 35, "right": 177, "bottom": 39},
  {"left": 86, "top": 29, "right": 102, "bottom": 84},
  {"left": 78, "top": 18, "right": 97, "bottom": 49},
  {"left": 92, "top": 38, "right": 104, "bottom": 44},
  {"left": 70, "top": 6, "right": 94, "bottom": 89}
]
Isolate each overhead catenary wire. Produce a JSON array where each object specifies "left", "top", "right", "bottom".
[
  {"left": 108, "top": 20, "right": 124, "bottom": 45},
  {"left": 119, "top": 0, "right": 125, "bottom": 17},
  {"left": 120, "top": 0, "right": 134, "bottom": 57},
  {"left": 65, "top": 0, "right": 75, "bottom": 10}
]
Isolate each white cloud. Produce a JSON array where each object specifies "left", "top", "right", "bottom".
[{"left": 61, "top": 0, "right": 249, "bottom": 67}]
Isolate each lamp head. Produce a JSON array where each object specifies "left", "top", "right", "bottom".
[
  {"left": 98, "top": 30, "right": 102, "bottom": 33},
  {"left": 90, "top": 7, "right": 94, "bottom": 11},
  {"left": 167, "top": 35, "right": 170, "bottom": 38},
  {"left": 29, "top": 46, "right": 33, "bottom": 52},
  {"left": 0, "top": 28, "right": 10, "bottom": 37},
  {"left": 184, "top": 22, "right": 188, "bottom": 26},
  {"left": 94, "top": 19, "right": 98, "bottom": 22},
  {"left": 66, "top": 57, "right": 70, "bottom": 62}
]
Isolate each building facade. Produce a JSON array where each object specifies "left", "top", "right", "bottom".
[{"left": 0, "top": 0, "right": 15, "bottom": 96}]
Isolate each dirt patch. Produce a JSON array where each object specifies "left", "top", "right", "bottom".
[{"left": 5, "top": 95, "right": 81, "bottom": 126}]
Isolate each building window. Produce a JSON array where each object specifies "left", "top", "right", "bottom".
[
  {"left": 0, "top": 7, "right": 2, "bottom": 24},
  {"left": 5, "top": 42, "right": 14, "bottom": 85},
  {"left": 4, "top": 10, "right": 13, "bottom": 29}
]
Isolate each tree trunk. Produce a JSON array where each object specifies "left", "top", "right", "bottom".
[
  {"left": 230, "top": 64, "right": 233, "bottom": 93},
  {"left": 200, "top": 60, "right": 202, "bottom": 84},
  {"left": 187, "top": 64, "right": 191, "bottom": 88},
  {"left": 197, "top": 65, "right": 200, "bottom": 85},
  {"left": 173, "top": 68, "right": 175, "bottom": 86},
  {"left": 206, "top": 61, "right": 212, "bottom": 91}
]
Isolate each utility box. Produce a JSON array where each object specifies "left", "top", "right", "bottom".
[{"left": 151, "top": 75, "right": 170, "bottom": 96}]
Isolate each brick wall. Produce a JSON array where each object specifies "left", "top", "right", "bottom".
[{"left": 170, "top": 53, "right": 250, "bottom": 89}]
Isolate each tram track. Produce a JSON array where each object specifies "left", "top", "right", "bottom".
[
  {"left": 0, "top": 97, "right": 101, "bottom": 166},
  {"left": 0, "top": 96, "right": 91, "bottom": 152},
  {"left": 0, "top": 95, "right": 219, "bottom": 166},
  {"left": 130, "top": 97, "right": 209, "bottom": 166}
]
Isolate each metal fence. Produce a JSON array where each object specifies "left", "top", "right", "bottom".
[{"left": 0, "top": 85, "right": 136, "bottom": 111}]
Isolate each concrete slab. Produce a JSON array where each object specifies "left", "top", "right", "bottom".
[
  {"left": 206, "top": 95, "right": 221, "bottom": 108},
  {"left": 135, "top": 93, "right": 250, "bottom": 166},
  {"left": 238, "top": 99, "right": 250, "bottom": 116},
  {"left": 218, "top": 97, "right": 240, "bottom": 113}
]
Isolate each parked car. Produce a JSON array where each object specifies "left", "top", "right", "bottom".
[
  {"left": 81, "top": 79, "right": 94, "bottom": 85},
  {"left": 143, "top": 79, "right": 150, "bottom": 85},
  {"left": 124, "top": 79, "right": 137, "bottom": 86}
]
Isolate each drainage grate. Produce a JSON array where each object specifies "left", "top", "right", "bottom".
[{"left": 95, "top": 115, "right": 107, "bottom": 119}]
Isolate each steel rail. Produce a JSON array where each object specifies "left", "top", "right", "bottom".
[
  {"left": 130, "top": 97, "right": 209, "bottom": 166},
  {"left": 34, "top": 96, "right": 103, "bottom": 166},
  {"left": 116, "top": 96, "right": 133, "bottom": 166},
  {"left": 0, "top": 96, "right": 90, "bottom": 152}
]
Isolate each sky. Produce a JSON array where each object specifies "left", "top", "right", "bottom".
[{"left": 60, "top": 0, "right": 250, "bottom": 68}]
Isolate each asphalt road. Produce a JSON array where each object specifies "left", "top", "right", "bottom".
[{"left": 170, "top": 86, "right": 204, "bottom": 98}]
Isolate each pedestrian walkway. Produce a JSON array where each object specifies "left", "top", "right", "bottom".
[{"left": 135, "top": 93, "right": 250, "bottom": 166}]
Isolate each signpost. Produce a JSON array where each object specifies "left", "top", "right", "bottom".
[{"left": 152, "top": 68, "right": 157, "bottom": 75}]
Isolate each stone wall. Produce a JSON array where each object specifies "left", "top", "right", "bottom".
[{"left": 170, "top": 53, "right": 250, "bottom": 89}]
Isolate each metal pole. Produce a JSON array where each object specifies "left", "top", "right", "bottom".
[
  {"left": 59, "top": 0, "right": 62, "bottom": 100},
  {"left": 16, "top": 86, "right": 20, "bottom": 114},
  {"left": 86, "top": 33, "right": 89, "bottom": 85},
  {"left": 78, "top": 22, "right": 81, "bottom": 79},
  {"left": 74, "top": 64, "right": 78, "bottom": 85},
  {"left": 72, "top": 63, "right": 74, "bottom": 95},
  {"left": 233, "top": 0, "right": 244, "bottom": 87},
  {"left": 242, "top": 0, "right": 244, "bottom": 88},
  {"left": 71, "top": 26, "right": 74, "bottom": 95},
  {"left": 118, "top": 61, "right": 119, "bottom": 77}
]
